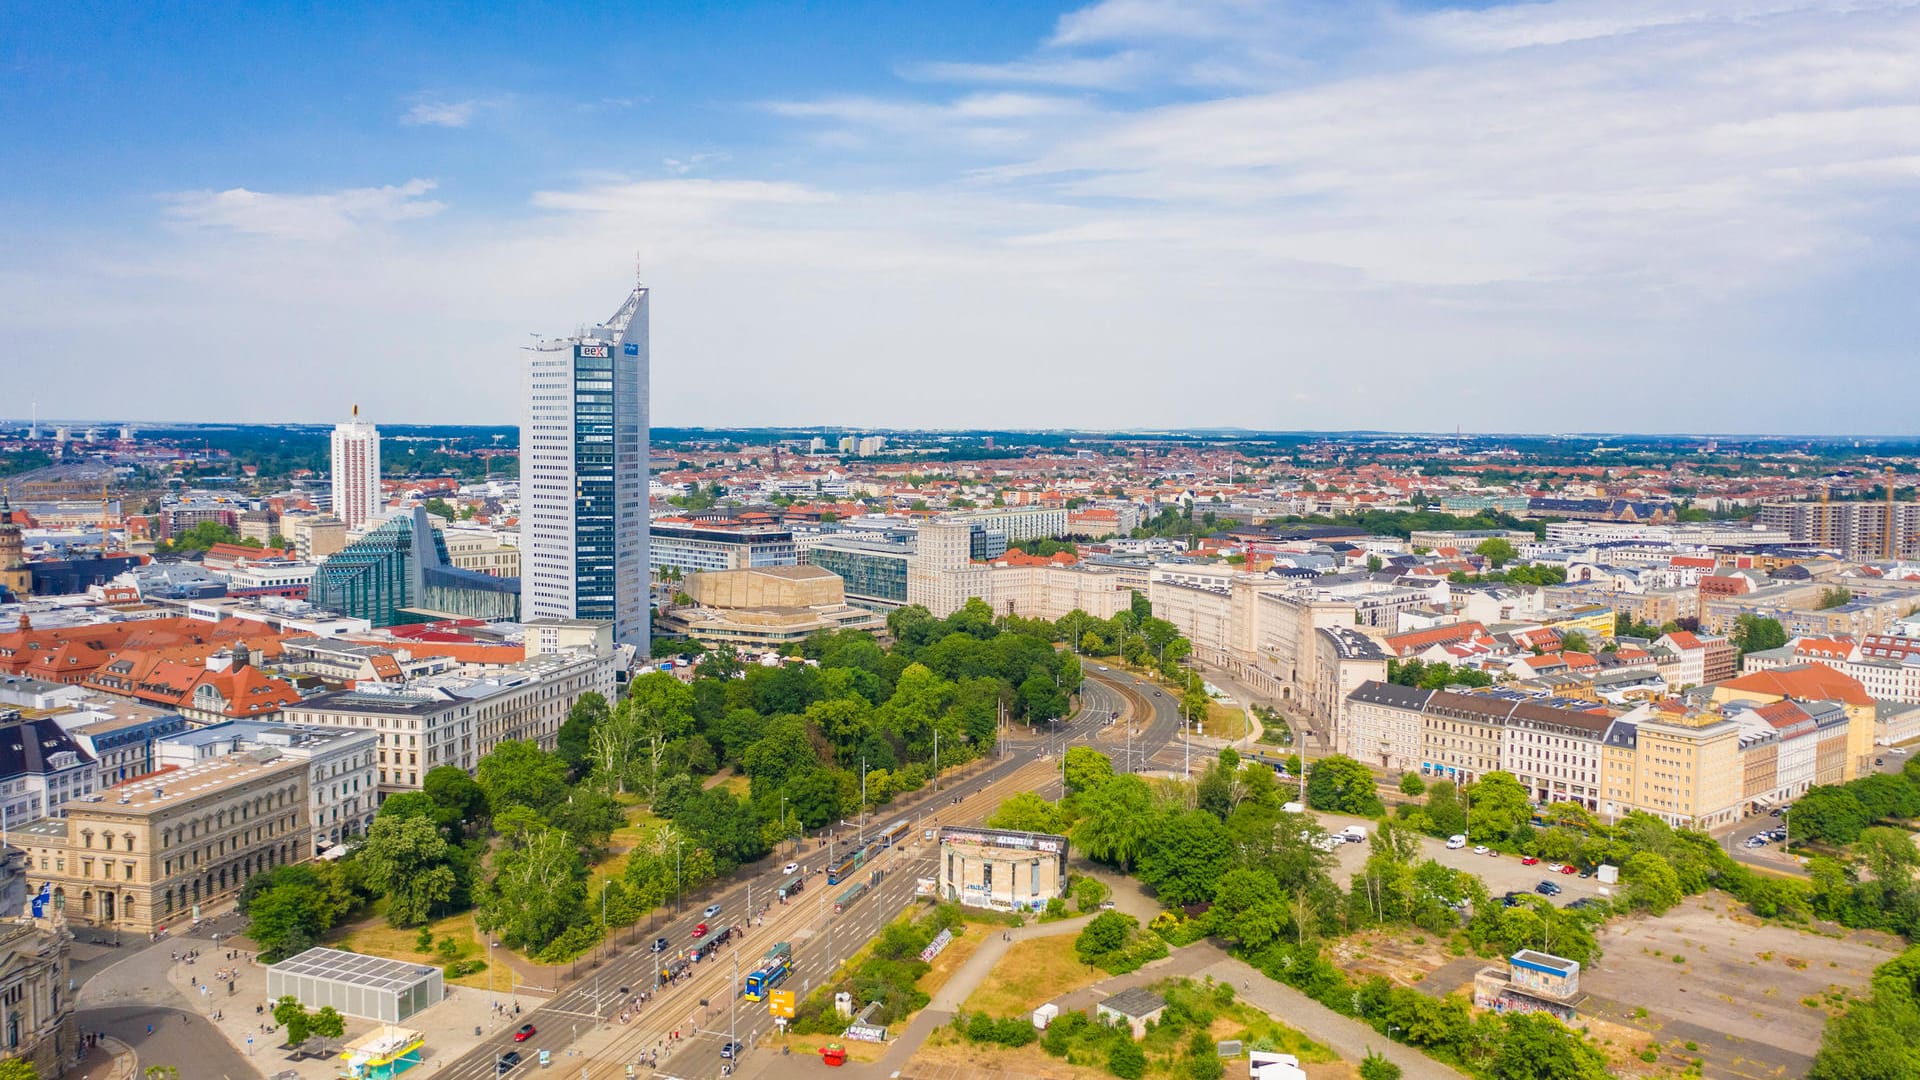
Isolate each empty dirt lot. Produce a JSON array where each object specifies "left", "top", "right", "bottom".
[{"left": 1581, "top": 895, "right": 1900, "bottom": 1079}]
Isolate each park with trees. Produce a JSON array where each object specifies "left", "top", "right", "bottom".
[{"left": 242, "top": 599, "right": 1182, "bottom": 975}]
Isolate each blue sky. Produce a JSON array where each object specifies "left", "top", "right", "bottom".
[{"left": 5, "top": 0, "right": 1919, "bottom": 433}]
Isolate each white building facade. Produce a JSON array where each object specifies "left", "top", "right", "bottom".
[{"left": 330, "top": 409, "right": 382, "bottom": 531}]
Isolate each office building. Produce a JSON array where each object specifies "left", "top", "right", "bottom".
[
  {"left": 520, "top": 285, "right": 650, "bottom": 647},
  {"left": 330, "top": 407, "right": 382, "bottom": 531},
  {"left": 308, "top": 507, "right": 520, "bottom": 627},
  {"left": 650, "top": 521, "right": 796, "bottom": 577},
  {"left": 0, "top": 711, "right": 99, "bottom": 827},
  {"left": 806, "top": 535, "right": 913, "bottom": 607}
]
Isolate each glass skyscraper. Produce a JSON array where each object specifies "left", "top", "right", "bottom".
[{"left": 520, "top": 285, "right": 650, "bottom": 647}]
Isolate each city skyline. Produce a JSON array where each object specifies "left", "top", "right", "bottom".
[{"left": 5, "top": 0, "right": 1919, "bottom": 434}]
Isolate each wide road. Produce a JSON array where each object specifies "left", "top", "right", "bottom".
[{"left": 437, "top": 666, "right": 1180, "bottom": 1080}]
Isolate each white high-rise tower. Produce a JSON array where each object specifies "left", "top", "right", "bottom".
[
  {"left": 330, "top": 406, "right": 381, "bottom": 530},
  {"left": 520, "top": 285, "right": 650, "bottom": 648}
]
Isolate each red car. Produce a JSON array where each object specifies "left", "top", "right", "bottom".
[
  {"left": 692, "top": 922, "right": 709, "bottom": 938},
  {"left": 1520, "top": 856, "right": 1540, "bottom": 866},
  {"left": 1559, "top": 864, "right": 1577, "bottom": 875},
  {"left": 513, "top": 1023, "right": 536, "bottom": 1042}
]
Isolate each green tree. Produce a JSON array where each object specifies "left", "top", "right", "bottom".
[
  {"left": 1558, "top": 630, "right": 1592, "bottom": 654},
  {"left": 272, "top": 995, "right": 312, "bottom": 1046},
  {"left": 673, "top": 788, "right": 768, "bottom": 870},
  {"left": 310, "top": 1005, "right": 346, "bottom": 1039},
  {"left": 1466, "top": 772, "right": 1533, "bottom": 841},
  {"left": 1075, "top": 911, "right": 1136, "bottom": 963},
  {"left": 480, "top": 824, "right": 588, "bottom": 952},
  {"left": 1306, "top": 755, "right": 1385, "bottom": 817},
  {"left": 1793, "top": 785, "right": 1871, "bottom": 846},
  {"left": 1138, "top": 809, "right": 1234, "bottom": 907},
  {"left": 0, "top": 1059, "right": 38, "bottom": 1080},
  {"left": 1475, "top": 537, "right": 1517, "bottom": 567},
  {"left": 245, "top": 880, "right": 333, "bottom": 961},
  {"left": 555, "top": 691, "right": 610, "bottom": 775},
  {"left": 358, "top": 814, "right": 458, "bottom": 927},
  {"left": 1063, "top": 746, "right": 1113, "bottom": 797},
  {"left": 1622, "top": 851, "right": 1683, "bottom": 914},
  {"left": 1072, "top": 774, "right": 1157, "bottom": 871},
  {"left": 422, "top": 765, "right": 490, "bottom": 837},
  {"left": 1398, "top": 772, "right": 1426, "bottom": 797},
  {"left": 620, "top": 671, "right": 699, "bottom": 797},
  {"left": 475, "top": 740, "right": 569, "bottom": 815},
  {"left": 1733, "top": 614, "right": 1789, "bottom": 656},
  {"left": 1818, "top": 586, "right": 1854, "bottom": 610},
  {"left": 988, "top": 791, "right": 1072, "bottom": 834},
  {"left": 1488, "top": 1012, "right": 1609, "bottom": 1080}
]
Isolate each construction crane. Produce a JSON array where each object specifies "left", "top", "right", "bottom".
[
  {"left": 1887, "top": 464, "right": 1899, "bottom": 560},
  {"left": 100, "top": 476, "right": 114, "bottom": 554}
]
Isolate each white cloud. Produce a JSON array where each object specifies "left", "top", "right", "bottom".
[
  {"left": 160, "top": 180, "right": 446, "bottom": 241},
  {"left": 401, "top": 100, "right": 482, "bottom": 127}
]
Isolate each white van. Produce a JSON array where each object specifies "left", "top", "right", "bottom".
[
  {"left": 1445, "top": 834, "right": 1467, "bottom": 849},
  {"left": 1338, "top": 825, "right": 1368, "bottom": 843},
  {"left": 1282, "top": 801, "right": 1305, "bottom": 814}
]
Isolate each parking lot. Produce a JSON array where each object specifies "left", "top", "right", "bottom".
[{"left": 1313, "top": 811, "right": 1612, "bottom": 907}]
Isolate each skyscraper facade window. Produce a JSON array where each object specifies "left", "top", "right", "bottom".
[
  {"left": 519, "top": 285, "right": 650, "bottom": 647},
  {"left": 330, "top": 407, "right": 381, "bottom": 531}
]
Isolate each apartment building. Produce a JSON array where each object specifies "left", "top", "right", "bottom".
[
  {"left": 280, "top": 647, "right": 616, "bottom": 795},
  {"left": 1312, "top": 627, "right": 1389, "bottom": 752},
  {"left": 0, "top": 712, "right": 99, "bottom": 827},
  {"left": 19, "top": 752, "right": 312, "bottom": 933},
  {"left": 442, "top": 532, "right": 521, "bottom": 578},
  {"left": 1629, "top": 705, "right": 1743, "bottom": 828},
  {"left": 1500, "top": 701, "right": 1610, "bottom": 809},
  {"left": 906, "top": 522, "right": 990, "bottom": 617},
  {"left": 1343, "top": 682, "right": 1431, "bottom": 772},
  {"left": 1420, "top": 691, "right": 1512, "bottom": 785},
  {"left": 1758, "top": 501, "right": 1920, "bottom": 560}
]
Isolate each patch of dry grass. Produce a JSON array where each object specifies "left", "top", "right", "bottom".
[
  {"left": 332, "top": 907, "right": 496, "bottom": 990},
  {"left": 961, "top": 935, "right": 1103, "bottom": 1017}
]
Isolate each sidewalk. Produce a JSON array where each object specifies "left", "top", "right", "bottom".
[{"left": 1193, "top": 956, "right": 1467, "bottom": 1080}]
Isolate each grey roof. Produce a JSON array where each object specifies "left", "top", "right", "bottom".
[
  {"left": 0, "top": 715, "right": 95, "bottom": 779},
  {"left": 1346, "top": 681, "right": 1433, "bottom": 711},
  {"left": 270, "top": 947, "right": 440, "bottom": 992},
  {"left": 1100, "top": 986, "right": 1167, "bottom": 1017},
  {"left": 1318, "top": 626, "right": 1388, "bottom": 661}
]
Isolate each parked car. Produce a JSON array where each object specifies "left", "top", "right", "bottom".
[
  {"left": 704, "top": 904, "right": 723, "bottom": 919},
  {"left": 1535, "top": 880, "right": 1562, "bottom": 896},
  {"left": 1893, "top": 747, "right": 1908, "bottom": 755},
  {"left": 1545, "top": 862, "right": 1563, "bottom": 872},
  {"left": 1559, "top": 863, "right": 1577, "bottom": 874},
  {"left": 783, "top": 862, "right": 799, "bottom": 875},
  {"left": 514, "top": 1024, "right": 536, "bottom": 1042},
  {"left": 1520, "top": 856, "right": 1540, "bottom": 866},
  {"left": 721, "top": 1041, "right": 743, "bottom": 1059},
  {"left": 1445, "top": 834, "right": 1467, "bottom": 850},
  {"left": 1768, "top": 808, "right": 1783, "bottom": 817},
  {"left": 1472, "top": 845, "right": 1489, "bottom": 855},
  {"left": 497, "top": 1052, "right": 523, "bottom": 1074},
  {"left": 1578, "top": 867, "right": 1594, "bottom": 878},
  {"left": 692, "top": 923, "right": 709, "bottom": 938}
]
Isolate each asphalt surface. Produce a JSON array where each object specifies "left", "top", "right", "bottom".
[{"left": 434, "top": 666, "right": 1181, "bottom": 1080}]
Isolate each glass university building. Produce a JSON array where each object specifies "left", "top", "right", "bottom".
[{"left": 520, "top": 286, "right": 650, "bottom": 646}]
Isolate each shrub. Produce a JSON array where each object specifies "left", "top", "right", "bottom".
[
  {"left": 1360, "top": 1049, "right": 1403, "bottom": 1080},
  {"left": 1108, "top": 1037, "right": 1147, "bottom": 1079}
]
